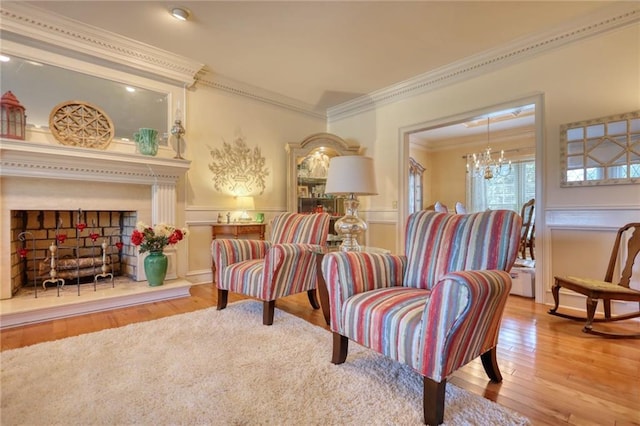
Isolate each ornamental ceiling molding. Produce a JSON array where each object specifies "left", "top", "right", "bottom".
[
  {"left": 208, "top": 136, "right": 269, "bottom": 196},
  {"left": 197, "top": 73, "right": 326, "bottom": 120},
  {"left": 327, "top": 4, "right": 640, "bottom": 122},
  {"left": 1, "top": 3, "right": 637, "bottom": 119},
  {"left": 0, "top": 3, "right": 204, "bottom": 87}
]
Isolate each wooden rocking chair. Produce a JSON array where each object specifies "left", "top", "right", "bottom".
[{"left": 549, "top": 222, "right": 640, "bottom": 338}]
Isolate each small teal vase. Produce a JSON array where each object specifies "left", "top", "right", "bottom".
[
  {"left": 144, "top": 250, "right": 167, "bottom": 286},
  {"left": 133, "top": 128, "right": 159, "bottom": 156}
]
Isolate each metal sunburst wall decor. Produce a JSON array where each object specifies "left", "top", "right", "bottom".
[{"left": 208, "top": 136, "right": 269, "bottom": 195}]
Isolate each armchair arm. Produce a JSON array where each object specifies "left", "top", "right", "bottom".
[
  {"left": 322, "top": 252, "right": 407, "bottom": 328},
  {"left": 419, "top": 269, "right": 512, "bottom": 382},
  {"left": 211, "top": 239, "right": 272, "bottom": 286},
  {"left": 260, "top": 243, "right": 322, "bottom": 300}
]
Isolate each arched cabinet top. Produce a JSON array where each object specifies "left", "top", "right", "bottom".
[
  {"left": 286, "top": 133, "right": 364, "bottom": 213},
  {"left": 286, "top": 133, "right": 363, "bottom": 156}
]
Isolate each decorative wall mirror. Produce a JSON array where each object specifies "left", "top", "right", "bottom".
[
  {"left": 285, "top": 133, "right": 363, "bottom": 215},
  {"left": 560, "top": 110, "right": 640, "bottom": 187},
  {"left": 0, "top": 40, "right": 182, "bottom": 146}
]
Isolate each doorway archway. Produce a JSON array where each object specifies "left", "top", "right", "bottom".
[{"left": 398, "top": 93, "right": 544, "bottom": 301}]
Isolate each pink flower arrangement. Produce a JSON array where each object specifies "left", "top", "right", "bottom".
[{"left": 131, "top": 221, "right": 188, "bottom": 254}]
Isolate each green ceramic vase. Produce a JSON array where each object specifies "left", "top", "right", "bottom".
[
  {"left": 144, "top": 250, "right": 167, "bottom": 286},
  {"left": 133, "top": 128, "right": 159, "bottom": 156}
]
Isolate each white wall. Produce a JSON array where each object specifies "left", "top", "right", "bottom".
[
  {"left": 183, "top": 85, "right": 326, "bottom": 283},
  {"left": 329, "top": 23, "right": 640, "bottom": 313}
]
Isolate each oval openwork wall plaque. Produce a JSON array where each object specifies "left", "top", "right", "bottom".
[{"left": 49, "top": 100, "right": 115, "bottom": 149}]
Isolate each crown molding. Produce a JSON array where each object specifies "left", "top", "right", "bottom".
[
  {"left": 327, "top": 3, "right": 640, "bottom": 122},
  {"left": 415, "top": 127, "right": 536, "bottom": 153},
  {"left": 0, "top": 3, "right": 204, "bottom": 87},
  {"left": 1, "top": 3, "right": 637, "bottom": 120},
  {"left": 197, "top": 72, "right": 326, "bottom": 120}
]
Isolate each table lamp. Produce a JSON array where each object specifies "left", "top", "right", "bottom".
[
  {"left": 236, "top": 196, "right": 255, "bottom": 222},
  {"left": 324, "top": 156, "right": 378, "bottom": 252}
]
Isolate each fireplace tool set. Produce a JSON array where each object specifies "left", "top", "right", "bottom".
[
  {"left": 41, "top": 217, "right": 66, "bottom": 296},
  {"left": 18, "top": 210, "right": 122, "bottom": 298}
]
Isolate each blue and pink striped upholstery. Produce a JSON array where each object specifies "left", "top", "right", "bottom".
[
  {"left": 322, "top": 210, "right": 521, "bottom": 382},
  {"left": 212, "top": 212, "right": 330, "bottom": 301}
]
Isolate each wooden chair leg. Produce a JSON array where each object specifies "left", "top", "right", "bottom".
[
  {"left": 603, "top": 298, "right": 612, "bottom": 319},
  {"left": 331, "top": 332, "right": 348, "bottom": 364},
  {"left": 583, "top": 297, "right": 598, "bottom": 333},
  {"left": 263, "top": 300, "right": 275, "bottom": 325},
  {"left": 307, "top": 289, "right": 320, "bottom": 310},
  {"left": 548, "top": 280, "right": 561, "bottom": 314},
  {"left": 480, "top": 348, "right": 503, "bottom": 382},
  {"left": 423, "top": 378, "right": 446, "bottom": 426},
  {"left": 529, "top": 240, "right": 535, "bottom": 260},
  {"left": 216, "top": 288, "right": 228, "bottom": 310}
]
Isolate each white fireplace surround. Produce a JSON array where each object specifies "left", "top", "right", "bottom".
[{"left": 0, "top": 138, "right": 191, "bottom": 300}]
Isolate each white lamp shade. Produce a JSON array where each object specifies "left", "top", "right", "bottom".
[
  {"left": 325, "top": 156, "right": 378, "bottom": 195},
  {"left": 236, "top": 196, "right": 255, "bottom": 210}
]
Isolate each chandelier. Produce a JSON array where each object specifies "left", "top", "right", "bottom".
[{"left": 466, "top": 118, "right": 512, "bottom": 180}]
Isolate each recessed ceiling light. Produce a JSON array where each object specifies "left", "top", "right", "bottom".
[
  {"left": 0, "top": 55, "right": 10, "bottom": 62},
  {"left": 126, "top": 86, "right": 136, "bottom": 93},
  {"left": 171, "top": 7, "right": 190, "bottom": 21}
]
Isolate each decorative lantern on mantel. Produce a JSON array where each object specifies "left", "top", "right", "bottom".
[{"left": 1, "top": 91, "right": 26, "bottom": 140}]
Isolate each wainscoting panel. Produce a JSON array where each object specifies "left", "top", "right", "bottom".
[{"left": 545, "top": 206, "right": 640, "bottom": 316}]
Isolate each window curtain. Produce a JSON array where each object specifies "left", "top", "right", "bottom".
[
  {"left": 467, "top": 160, "right": 535, "bottom": 213},
  {"left": 409, "top": 157, "right": 425, "bottom": 214},
  {"left": 466, "top": 176, "right": 488, "bottom": 212}
]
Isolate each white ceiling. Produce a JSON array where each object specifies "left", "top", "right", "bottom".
[{"left": 23, "top": 0, "right": 614, "bottom": 113}]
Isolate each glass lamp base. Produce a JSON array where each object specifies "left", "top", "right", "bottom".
[{"left": 335, "top": 195, "right": 367, "bottom": 252}]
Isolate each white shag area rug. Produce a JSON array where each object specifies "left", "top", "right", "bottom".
[{"left": 1, "top": 301, "right": 530, "bottom": 425}]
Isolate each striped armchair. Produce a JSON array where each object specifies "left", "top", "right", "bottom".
[
  {"left": 212, "top": 212, "right": 330, "bottom": 325},
  {"left": 321, "top": 210, "right": 521, "bottom": 425}
]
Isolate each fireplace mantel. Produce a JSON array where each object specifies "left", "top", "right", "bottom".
[
  {"left": 1, "top": 138, "right": 191, "bottom": 300},
  {"left": 0, "top": 139, "right": 190, "bottom": 184}
]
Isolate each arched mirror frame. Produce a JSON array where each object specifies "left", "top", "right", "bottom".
[{"left": 285, "top": 132, "right": 363, "bottom": 213}]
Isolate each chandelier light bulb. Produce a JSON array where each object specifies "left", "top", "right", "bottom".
[{"left": 466, "top": 118, "right": 512, "bottom": 180}]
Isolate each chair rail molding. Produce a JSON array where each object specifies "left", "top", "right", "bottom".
[{"left": 0, "top": 3, "right": 204, "bottom": 86}]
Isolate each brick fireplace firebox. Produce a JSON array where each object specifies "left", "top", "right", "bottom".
[
  {"left": 12, "top": 209, "right": 138, "bottom": 295},
  {"left": 0, "top": 138, "right": 191, "bottom": 301}
]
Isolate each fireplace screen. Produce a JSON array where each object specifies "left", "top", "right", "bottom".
[{"left": 12, "top": 210, "right": 138, "bottom": 297}]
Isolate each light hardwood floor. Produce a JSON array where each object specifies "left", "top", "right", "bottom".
[{"left": 1, "top": 284, "right": 638, "bottom": 425}]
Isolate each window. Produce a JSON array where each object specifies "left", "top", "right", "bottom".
[
  {"left": 560, "top": 110, "right": 640, "bottom": 187},
  {"left": 467, "top": 160, "right": 535, "bottom": 213},
  {"left": 408, "top": 157, "right": 425, "bottom": 214}
]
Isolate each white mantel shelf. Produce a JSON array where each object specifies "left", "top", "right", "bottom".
[{"left": 0, "top": 138, "right": 191, "bottom": 185}]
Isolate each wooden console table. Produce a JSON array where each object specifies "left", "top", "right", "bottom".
[
  {"left": 211, "top": 223, "right": 265, "bottom": 240},
  {"left": 211, "top": 223, "right": 266, "bottom": 283}
]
